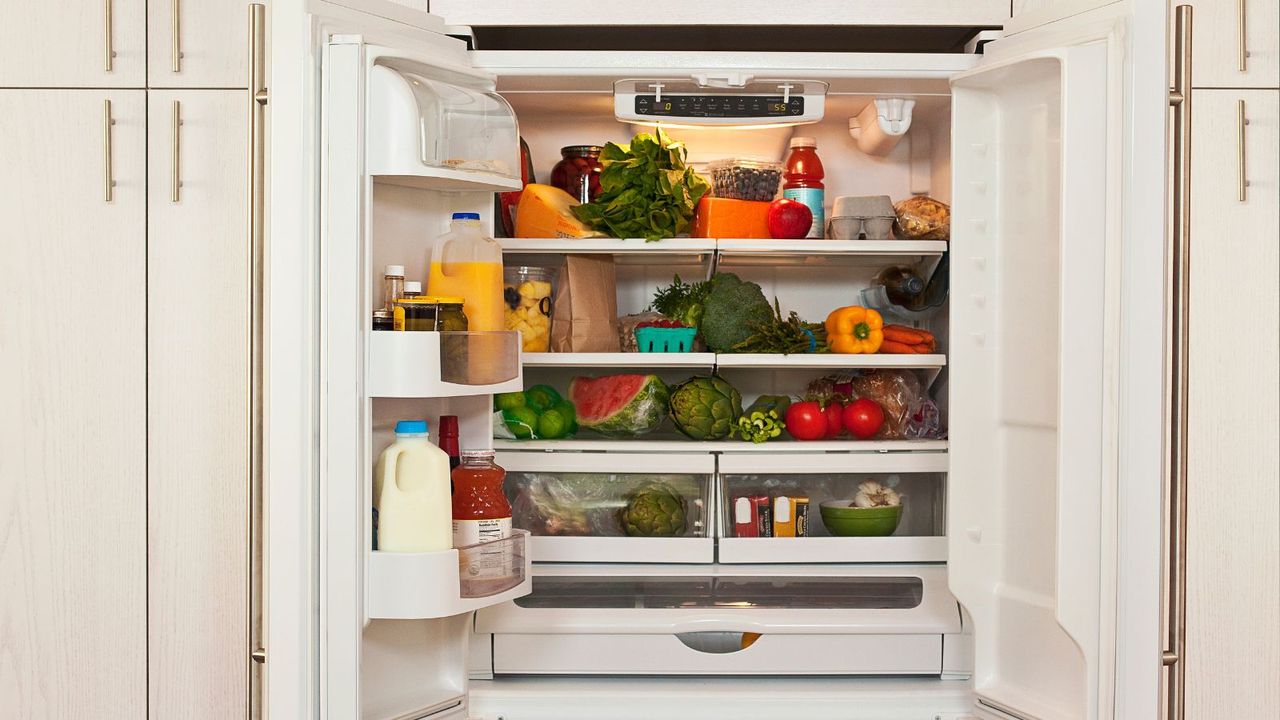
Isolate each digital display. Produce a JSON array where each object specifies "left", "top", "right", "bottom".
[{"left": 634, "top": 95, "right": 804, "bottom": 118}]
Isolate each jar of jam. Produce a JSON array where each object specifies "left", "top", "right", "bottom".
[
  {"left": 432, "top": 296, "right": 469, "bottom": 332},
  {"left": 550, "top": 145, "right": 603, "bottom": 203}
]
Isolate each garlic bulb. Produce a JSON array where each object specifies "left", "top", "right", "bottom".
[{"left": 853, "top": 481, "right": 901, "bottom": 508}]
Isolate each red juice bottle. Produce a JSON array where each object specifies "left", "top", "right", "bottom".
[{"left": 783, "top": 137, "right": 825, "bottom": 239}]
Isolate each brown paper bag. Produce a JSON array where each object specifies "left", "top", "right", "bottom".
[{"left": 550, "top": 255, "right": 620, "bottom": 352}]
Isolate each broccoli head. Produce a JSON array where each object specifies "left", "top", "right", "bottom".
[{"left": 699, "top": 273, "right": 774, "bottom": 352}]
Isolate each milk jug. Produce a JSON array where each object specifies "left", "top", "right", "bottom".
[{"left": 373, "top": 420, "right": 453, "bottom": 552}]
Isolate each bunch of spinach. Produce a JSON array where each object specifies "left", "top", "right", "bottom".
[{"left": 571, "top": 128, "right": 709, "bottom": 242}]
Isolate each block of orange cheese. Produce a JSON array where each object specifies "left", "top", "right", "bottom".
[{"left": 692, "top": 197, "right": 772, "bottom": 239}]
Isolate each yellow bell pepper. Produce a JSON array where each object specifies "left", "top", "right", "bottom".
[{"left": 825, "top": 306, "right": 884, "bottom": 354}]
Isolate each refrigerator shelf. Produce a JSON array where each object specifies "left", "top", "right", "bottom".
[
  {"left": 367, "top": 330, "right": 522, "bottom": 398},
  {"left": 717, "top": 536, "right": 947, "bottom": 564},
  {"left": 521, "top": 351, "right": 943, "bottom": 371},
  {"left": 499, "top": 237, "right": 946, "bottom": 265},
  {"left": 494, "top": 438, "right": 948, "bottom": 455},
  {"left": 367, "top": 530, "right": 532, "bottom": 620}
]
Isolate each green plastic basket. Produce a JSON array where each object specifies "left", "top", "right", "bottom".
[{"left": 635, "top": 326, "right": 697, "bottom": 353}]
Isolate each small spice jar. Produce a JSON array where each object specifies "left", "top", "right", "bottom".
[
  {"left": 550, "top": 145, "right": 603, "bottom": 203},
  {"left": 432, "top": 296, "right": 469, "bottom": 332},
  {"left": 393, "top": 297, "right": 439, "bottom": 331},
  {"left": 372, "top": 309, "right": 394, "bottom": 331}
]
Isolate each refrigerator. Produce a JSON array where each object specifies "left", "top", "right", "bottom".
[{"left": 263, "top": 1, "right": 1170, "bottom": 718}]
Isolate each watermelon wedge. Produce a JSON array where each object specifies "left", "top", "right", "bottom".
[{"left": 569, "top": 374, "right": 670, "bottom": 438}]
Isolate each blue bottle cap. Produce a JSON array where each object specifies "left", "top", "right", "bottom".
[
  {"left": 451, "top": 212, "right": 481, "bottom": 220},
  {"left": 394, "top": 420, "right": 428, "bottom": 434}
]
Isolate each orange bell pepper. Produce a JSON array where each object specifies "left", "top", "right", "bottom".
[{"left": 824, "top": 306, "right": 884, "bottom": 354}]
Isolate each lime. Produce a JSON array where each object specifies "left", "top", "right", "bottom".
[
  {"left": 494, "top": 391, "right": 526, "bottom": 412},
  {"left": 502, "top": 406, "right": 540, "bottom": 439},
  {"left": 536, "top": 407, "right": 571, "bottom": 440},
  {"left": 524, "top": 384, "right": 563, "bottom": 412},
  {"left": 552, "top": 401, "right": 577, "bottom": 435}
]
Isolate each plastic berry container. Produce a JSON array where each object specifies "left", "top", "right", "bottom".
[
  {"left": 705, "top": 159, "right": 784, "bottom": 202},
  {"left": 635, "top": 326, "right": 698, "bottom": 353}
]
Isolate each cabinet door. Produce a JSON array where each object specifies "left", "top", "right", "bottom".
[
  {"left": 1185, "top": 88, "right": 1280, "bottom": 719},
  {"left": 1178, "top": 0, "right": 1279, "bottom": 88},
  {"left": 148, "top": 0, "right": 250, "bottom": 88},
  {"left": 0, "top": 1, "right": 146, "bottom": 87},
  {"left": 147, "top": 89, "right": 251, "bottom": 720},
  {"left": 0, "top": 90, "right": 146, "bottom": 716}
]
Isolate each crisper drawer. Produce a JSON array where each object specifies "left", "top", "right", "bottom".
[
  {"left": 716, "top": 453, "right": 948, "bottom": 564},
  {"left": 491, "top": 632, "right": 942, "bottom": 676},
  {"left": 498, "top": 452, "right": 715, "bottom": 563}
]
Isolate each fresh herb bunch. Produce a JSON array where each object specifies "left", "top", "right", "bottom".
[
  {"left": 650, "top": 274, "right": 711, "bottom": 329},
  {"left": 571, "top": 128, "right": 710, "bottom": 242},
  {"left": 729, "top": 299, "right": 829, "bottom": 354}
]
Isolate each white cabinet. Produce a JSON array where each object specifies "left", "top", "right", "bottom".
[
  {"left": 0, "top": 0, "right": 146, "bottom": 87},
  {"left": 148, "top": 0, "right": 250, "bottom": 88},
  {"left": 0, "top": 89, "right": 147, "bottom": 716},
  {"left": 146, "top": 89, "right": 251, "bottom": 720},
  {"left": 1185, "top": 88, "right": 1280, "bottom": 719},
  {"left": 1178, "top": 0, "right": 1279, "bottom": 88},
  {"left": 428, "top": 0, "right": 1008, "bottom": 26}
]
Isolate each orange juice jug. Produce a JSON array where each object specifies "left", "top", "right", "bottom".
[{"left": 427, "top": 212, "right": 504, "bottom": 332}]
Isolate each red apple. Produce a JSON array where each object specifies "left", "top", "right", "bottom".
[{"left": 766, "top": 199, "right": 813, "bottom": 239}]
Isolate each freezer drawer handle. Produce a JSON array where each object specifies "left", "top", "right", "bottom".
[
  {"left": 1237, "top": 99, "right": 1250, "bottom": 202},
  {"left": 675, "top": 632, "right": 761, "bottom": 654}
]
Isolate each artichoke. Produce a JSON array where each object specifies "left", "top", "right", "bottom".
[
  {"left": 668, "top": 375, "right": 743, "bottom": 440},
  {"left": 619, "top": 483, "right": 688, "bottom": 537}
]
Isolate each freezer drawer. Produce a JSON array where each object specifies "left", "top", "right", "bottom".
[
  {"left": 499, "top": 452, "right": 715, "bottom": 563},
  {"left": 491, "top": 632, "right": 944, "bottom": 676},
  {"left": 717, "top": 453, "right": 948, "bottom": 563}
]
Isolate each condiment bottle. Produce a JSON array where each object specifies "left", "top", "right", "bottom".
[
  {"left": 372, "top": 420, "right": 452, "bottom": 552},
  {"left": 427, "top": 213, "right": 504, "bottom": 331},
  {"left": 451, "top": 449, "right": 511, "bottom": 549},
  {"left": 783, "top": 137, "right": 825, "bottom": 239},
  {"left": 403, "top": 280, "right": 423, "bottom": 298},
  {"left": 438, "top": 415, "right": 461, "bottom": 471},
  {"left": 383, "top": 264, "right": 405, "bottom": 312}
]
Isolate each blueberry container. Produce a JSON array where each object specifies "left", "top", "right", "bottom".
[{"left": 705, "top": 159, "right": 784, "bottom": 202}]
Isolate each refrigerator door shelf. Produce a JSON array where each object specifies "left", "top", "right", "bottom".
[
  {"left": 367, "top": 330, "right": 522, "bottom": 398},
  {"left": 367, "top": 530, "right": 533, "bottom": 620}
]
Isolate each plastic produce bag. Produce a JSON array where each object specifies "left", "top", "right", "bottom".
[
  {"left": 893, "top": 196, "right": 950, "bottom": 240},
  {"left": 509, "top": 473, "right": 704, "bottom": 537},
  {"left": 848, "top": 369, "right": 943, "bottom": 439}
]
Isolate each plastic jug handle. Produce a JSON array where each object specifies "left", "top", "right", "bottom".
[{"left": 380, "top": 445, "right": 405, "bottom": 496}]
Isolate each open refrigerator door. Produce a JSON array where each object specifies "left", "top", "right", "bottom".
[
  {"left": 315, "top": 10, "right": 531, "bottom": 720},
  {"left": 947, "top": 2, "right": 1167, "bottom": 719}
]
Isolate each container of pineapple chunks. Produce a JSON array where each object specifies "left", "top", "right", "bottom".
[{"left": 502, "top": 266, "right": 556, "bottom": 352}]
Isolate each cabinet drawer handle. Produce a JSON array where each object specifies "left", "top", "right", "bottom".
[
  {"left": 1237, "top": 99, "right": 1250, "bottom": 202},
  {"left": 1238, "top": 0, "right": 1248, "bottom": 72},
  {"left": 104, "top": 99, "right": 117, "bottom": 202},
  {"left": 172, "top": 0, "right": 183, "bottom": 72},
  {"left": 171, "top": 100, "right": 182, "bottom": 203},
  {"left": 104, "top": 0, "right": 114, "bottom": 72},
  {"left": 1164, "top": 7, "right": 1192, "bottom": 720}
]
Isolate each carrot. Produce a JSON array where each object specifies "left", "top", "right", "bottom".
[
  {"left": 883, "top": 325, "right": 931, "bottom": 345},
  {"left": 880, "top": 340, "right": 920, "bottom": 354}
]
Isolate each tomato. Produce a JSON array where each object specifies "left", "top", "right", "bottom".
[
  {"left": 842, "top": 398, "right": 885, "bottom": 440},
  {"left": 784, "top": 401, "right": 828, "bottom": 441},
  {"left": 823, "top": 402, "right": 844, "bottom": 438}
]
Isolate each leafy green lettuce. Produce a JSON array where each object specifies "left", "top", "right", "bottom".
[{"left": 571, "top": 128, "right": 709, "bottom": 242}]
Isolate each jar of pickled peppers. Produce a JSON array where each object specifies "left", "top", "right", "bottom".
[{"left": 550, "top": 145, "right": 603, "bottom": 204}]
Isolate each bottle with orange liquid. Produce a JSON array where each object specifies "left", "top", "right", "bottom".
[{"left": 427, "top": 212, "right": 504, "bottom": 331}]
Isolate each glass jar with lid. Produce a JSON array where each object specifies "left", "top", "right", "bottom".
[
  {"left": 393, "top": 297, "right": 439, "bottom": 331},
  {"left": 432, "top": 296, "right": 470, "bottom": 332},
  {"left": 550, "top": 145, "right": 603, "bottom": 204}
]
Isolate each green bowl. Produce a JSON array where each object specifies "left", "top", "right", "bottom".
[{"left": 819, "top": 501, "right": 903, "bottom": 537}]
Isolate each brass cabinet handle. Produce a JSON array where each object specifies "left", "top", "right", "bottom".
[
  {"left": 1164, "top": 6, "right": 1192, "bottom": 720},
  {"left": 104, "top": 99, "right": 116, "bottom": 201},
  {"left": 1237, "top": 99, "right": 1250, "bottom": 202},
  {"left": 104, "top": 0, "right": 114, "bottom": 71},
  {"left": 171, "top": 100, "right": 182, "bottom": 203},
  {"left": 1238, "top": 0, "right": 1248, "bottom": 72},
  {"left": 172, "top": 0, "right": 182, "bottom": 72},
  {"left": 246, "top": 5, "right": 268, "bottom": 715}
]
